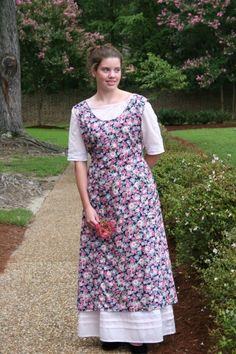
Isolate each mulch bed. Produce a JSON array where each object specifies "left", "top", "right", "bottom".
[
  {"left": 0, "top": 223, "right": 26, "bottom": 273},
  {"left": 149, "top": 238, "right": 216, "bottom": 354}
]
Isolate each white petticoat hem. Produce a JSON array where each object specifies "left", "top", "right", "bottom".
[{"left": 78, "top": 304, "right": 176, "bottom": 343}]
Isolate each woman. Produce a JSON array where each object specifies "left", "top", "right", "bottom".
[{"left": 67, "top": 44, "right": 178, "bottom": 354}]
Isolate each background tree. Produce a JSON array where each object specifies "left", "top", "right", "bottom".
[
  {"left": 156, "top": 0, "right": 236, "bottom": 115},
  {"left": 77, "top": 0, "right": 170, "bottom": 61},
  {"left": 17, "top": 0, "right": 104, "bottom": 125},
  {"left": 0, "top": 0, "right": 23, "bottom": 135}
]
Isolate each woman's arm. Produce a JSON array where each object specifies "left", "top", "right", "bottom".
[
  {"left": 144, "top": 153, "right": 161, "bottom": 169},
  {"left": 74, "top": 161, "right": 100, "bottom": 227}
]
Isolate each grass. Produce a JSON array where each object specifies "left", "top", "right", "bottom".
[
  {"left": 170, "top": 127, "right": 236, "bottom": 165},
  {"left": 0, "top": 155, "right": 68, "bottom": 177},
  {"left": 0, "top": 128, "right": 70, "bottom": 225},
  {"left": 26, "top": 127, "right": 68, "bottom": 148},
  {"left": 0, "top": 128, "right": 70, "bottom": 177},
  {"left": 0, "top": 208, "right": 33, "bottom": 226}
]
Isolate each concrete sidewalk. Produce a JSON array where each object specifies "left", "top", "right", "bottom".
[{"left": 0, "top": 164, "right": 130, "bottom": 354}]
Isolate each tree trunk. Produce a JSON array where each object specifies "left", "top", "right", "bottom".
[
  {"left": 220, "top": 85, "right": 224, "bottom": 112},
  {"left": 0, "top": 0, "right": 24, "bottom": 135}
]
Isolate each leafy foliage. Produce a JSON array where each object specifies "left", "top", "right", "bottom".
[
  {"left": 135, "top": 53, "right": 187, "bottom": 91},
  {"left": 154, "top": 135, "right": 236, "bottom": 352},
  {"left": 153, "top": 152, "right": 236, "bottom": 265},
  {"left": 200, "top": 228, "right": 236, "bottom": 353}
]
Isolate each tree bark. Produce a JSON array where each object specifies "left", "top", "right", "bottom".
[{"left": 0, "top": 0, "right": 24, "bottom": 135}]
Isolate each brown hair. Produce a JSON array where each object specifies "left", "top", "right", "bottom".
[{"left": 87, "top": 44, "right": 123, "bottom": 73}]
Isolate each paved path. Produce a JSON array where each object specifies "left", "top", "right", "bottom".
[{"left": 0, "top": 164, "right": 131, "bottom": 354}]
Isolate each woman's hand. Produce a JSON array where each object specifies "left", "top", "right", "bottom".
[
  {"left": 84, "top": 205, "right": 100, "bottom": 228},
  {"left": 144, "top": 154, "right": 161, "bottom": 169}
]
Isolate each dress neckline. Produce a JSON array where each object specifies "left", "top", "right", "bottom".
[{"left": 84, "top": 94, "right": 136, "bottom": 122}]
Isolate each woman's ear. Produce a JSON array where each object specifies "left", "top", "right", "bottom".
[{"left": 91, "top": 68, "right": 96, "bottom": 78}]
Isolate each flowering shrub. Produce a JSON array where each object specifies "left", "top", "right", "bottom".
[
  {"left": 153, "top": 152, "right": 236, "bottom": 265},
  {"left": 156, "top": 0, "right": 236, "bottom": 89},
  {"left": 16, "top": 0, "right": 103, "bottom": 93},
  {"left": 199, "top": 227, "right": 236, "bottom": 353},
  {"left": 154, "top": 136, "right": 236, "bottom": 352}
]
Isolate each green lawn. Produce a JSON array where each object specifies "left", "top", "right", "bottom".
[
  {"left": 0, "top": 155, "right": 68, "bottom": 177},
  {"left": 170, "top": 127, "right": 236, "bottom": 165},
  {"left": 0, "top": 128, "right": 70, "bottom": 177},
  {"left": 0, "top": 208, "right": 33, "bottom": 226},
  {"left": 26, "top": 127, "right": 69, "bottom": 148}
]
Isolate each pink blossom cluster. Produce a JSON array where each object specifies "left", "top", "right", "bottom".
[
  {"left": 182, "top": 56, "right": 211, "bottom": 70},
  {"left": 22, "top": 17, "right": 38, "bottom": 28},
  {"left": 16, "top": 0, "right": 32, "bottom": 5},
  {"left": 182, "top": 53, "right": 227, "bottom": 88},
  {"left": 62, "top": 54, "right": 74, "bottom": 74},
  {"left": 156, "top": 0, "right": 230, "bottom": 31}
]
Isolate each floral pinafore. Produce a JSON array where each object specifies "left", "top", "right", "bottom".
[{"left": 74, "top": 94, "right": 178, "bottom": 312}]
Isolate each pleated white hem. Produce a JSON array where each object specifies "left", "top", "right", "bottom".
[{"left": 78, "top": 305, "right": 176, "bottom": 343}]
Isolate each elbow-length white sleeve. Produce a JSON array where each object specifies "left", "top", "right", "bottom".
[
  {"left": 142, "top": 101, "right": 165, "bottom": 155},
  {"left": 67, "top": 107, "right": 88, "bottom": 161}
]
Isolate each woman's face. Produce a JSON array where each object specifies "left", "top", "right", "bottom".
[{"left": 93, "top": 57, "right": 122, "bottom": 91}]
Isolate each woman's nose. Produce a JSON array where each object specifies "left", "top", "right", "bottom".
[{"left": 108, "top": 70, "right": 115, "bottom": 77}]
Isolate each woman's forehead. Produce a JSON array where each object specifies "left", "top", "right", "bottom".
[{"left": 99, "top": 57, "right": 121, "bottom": 67}]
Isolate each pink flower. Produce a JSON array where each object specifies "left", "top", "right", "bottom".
[{"left": 95, "top": 219, "right": 116, "bottom": 240}]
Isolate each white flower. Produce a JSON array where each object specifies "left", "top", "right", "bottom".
[
  {"left": 213, "top": 248, "right": 218, "bottom": 254},
  {"left": 214, "top": 277, "right": 218, "bottom": 281}
]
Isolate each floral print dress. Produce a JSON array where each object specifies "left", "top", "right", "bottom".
[{"left": 70, "top": 94, "right": 178, "bottom": 315}]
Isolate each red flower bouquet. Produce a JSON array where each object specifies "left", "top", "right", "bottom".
[{"left": 95, "top": 219, "right": 116, "bottom": 240}]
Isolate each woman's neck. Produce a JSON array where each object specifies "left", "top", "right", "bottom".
[{"left": 94, "top": 89, "right": 122, "bottom": 104}]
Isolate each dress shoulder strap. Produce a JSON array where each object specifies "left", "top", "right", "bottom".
[{"left": 132, "top": 94, "right": 147, "bottom": 115}]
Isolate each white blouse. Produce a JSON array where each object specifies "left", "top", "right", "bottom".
[{"left": 67, "top": 95, "right": 164, "bottom": 161}]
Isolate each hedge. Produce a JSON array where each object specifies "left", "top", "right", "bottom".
[{"left": 158, "top": 109, "right": 232, "bottom": 125}]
